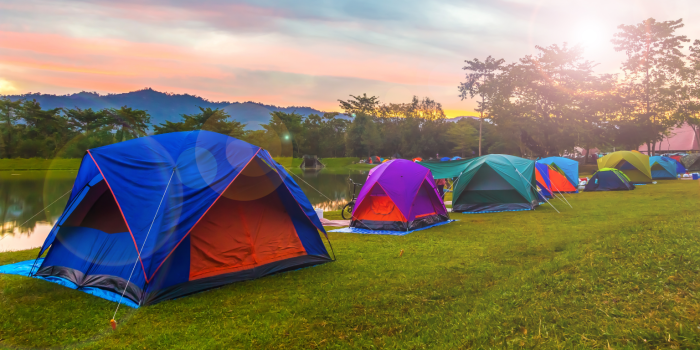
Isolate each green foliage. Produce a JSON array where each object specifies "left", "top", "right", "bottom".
[
  {"left": 446, "top": 119, "right": 477, "bottom": 157},
  {"left": 2, "top": 181, "right": 700, "bottom": 348}
]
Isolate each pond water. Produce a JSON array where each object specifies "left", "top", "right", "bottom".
[{"left": 0, "top": 169, "right": 370, "bottom": 252}]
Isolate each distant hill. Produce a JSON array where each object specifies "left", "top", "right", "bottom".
[{"left": 3, "top": 88, "right": 334, "bottom": 130}]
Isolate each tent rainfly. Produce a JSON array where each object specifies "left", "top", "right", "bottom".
[
  {"left": 681, "top": 153, "right": 700, "bottom": 171},
  {"left": 538, "top": 157, "right": 579, "bottom": 190}
]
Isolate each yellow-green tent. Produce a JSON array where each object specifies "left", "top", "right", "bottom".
[{"left": 597, "top": 151, "right": 652, "bottom": 183}]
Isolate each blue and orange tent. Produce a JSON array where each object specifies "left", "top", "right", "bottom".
[{"left": 20, "top": 131, "right": 332, "bottom": 307}]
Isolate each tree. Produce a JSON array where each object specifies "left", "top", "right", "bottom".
[
  {"left": 64, "top": 107, "right": 108, "bottom": 134},
  {"left": 446, "top": 119, "right": 477, "bottom": 157},
  {"left": 338, "top": 93, "right": 380, "bottom": 117},
  {"left": 153, "top": 107, "right": 246, "bottom": 138},
  {"left": 612, "top": 18, "right": 689, "bottom": 155},
  {"left": 487, "top": 43, "right": 601, "bottom": 157},
  {"left": 107, "top": 106, "right": 151, "bottom": 141},
  {"left": 459, "top": 56, "right": 506, "bottom": 156},
  {"left": 0, "top": 98, "right": 23, "bottom": 158}
]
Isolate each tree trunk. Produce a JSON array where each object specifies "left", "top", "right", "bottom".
[
  {"left": 651, "top": 141, "right": 656, "bottom": 156},
  {"left": 645, "top": 142, "right": 651, "bottom": 156},
  {"left": 583, "top": 146, "right": 590, "bottom": 165},
  {"left": 479, "top": 96, "right": 484, "bottom": 157}
]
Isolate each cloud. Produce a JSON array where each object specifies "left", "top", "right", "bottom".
[{"left": 2, "top": 0, "right": 700, "bottom": 116}]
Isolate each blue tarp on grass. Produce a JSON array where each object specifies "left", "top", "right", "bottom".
[
  {"left": 329, "top": 220, "right": 456, "bottom": 236},
  {"left": 0, "top": 258, "right": 140, "bottom": 308}
]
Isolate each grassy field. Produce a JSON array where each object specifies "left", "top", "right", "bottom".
[
  {"left": 0, "top": 158, "right": 82, "bottom": 170},
  {"left": 2, "top": 180, "right": 700, "bottom": 349}
]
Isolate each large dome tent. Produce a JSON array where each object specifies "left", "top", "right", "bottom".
[
  {"left": 451, "top": 154, "right": 539, "bottom": 213},
  {"left": 7, "top": 131, "right": 332, "bottom": 307},
  {"left": 597, "top": 151, "right": 652, "bottom": 184}
]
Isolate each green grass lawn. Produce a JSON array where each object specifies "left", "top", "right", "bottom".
[
  {"left": 0, "top": 158, "right": 82, "bottom": 170},
  {"left": 2, "top": 181, "right": 700, "bottom": 349}
]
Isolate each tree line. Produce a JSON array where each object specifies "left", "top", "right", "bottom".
[
  {"left": 0, "top": 95, "right": 495, "bottom": 159},
  {"left": 3, "top": 17, "right": 698, "bottom": 161},
  {"left": 459, "top": 18, "right": 700, "bottom": 161}
]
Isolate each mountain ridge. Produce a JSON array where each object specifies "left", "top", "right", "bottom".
[{"left": 2, "top": 88, "right": 333, "bottom": 130}]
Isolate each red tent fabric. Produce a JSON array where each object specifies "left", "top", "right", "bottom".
[{"left": 548, "top": 167, "right": 577, "bottom": 193}]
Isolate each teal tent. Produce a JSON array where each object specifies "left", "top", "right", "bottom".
[
  {"left": 649, "top": 156, "right": 678, "bottom": 179},
  {"left": 452, "top": 155, "right": 539, "bottom": 213}
]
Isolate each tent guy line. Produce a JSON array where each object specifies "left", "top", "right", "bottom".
[{"left": 113, "top": 168, "right": 176, "bottom": 323}]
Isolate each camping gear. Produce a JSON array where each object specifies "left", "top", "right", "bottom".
[
  {"left": 4, "top": 131, "right": 332, "bottom": 307},
  {"left": 300, "top": 155, "right": 324, "bottom": 170},
  {"left": 440, "top": 157, "right": 451, "bottom": 161},
  {"left": 412, "top": 157, "right": 423, "bottom": 162},
  {"left": 597, "top": 151, "right": 652, "bottom": 184},
  {"left": 451, "top": 156, "right": 462, "bottom": 160},
  {"left": 382, "top": 159, "right": 390, "bottom": 163},
  {"left": 681, "top": 154, "right": 700, "bottom": 171},
  {"left": 451, "top": 154, "right": 539, "bottom": 213},
  {"left": 349, "top": 159, "right": 450, "bottom": 231},
  {"left": 649, "top": 156, "right": 678, "bottom": 179},
  {"left": 584, "top": 168, "right": 635, "bottom": 191},
  {"left": 538, "top": 157, "right": 579, "bottom": 189},
  {"left": 535, "top": 162, "right": 553, "bottom": 201}
]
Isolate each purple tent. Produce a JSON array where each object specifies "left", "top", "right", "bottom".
[{"left": 351, "top": 159, "right": 449, "bottom": 231}]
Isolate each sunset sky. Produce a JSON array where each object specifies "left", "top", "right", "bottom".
[{"left": 1, "top": 0, "right": 699, "bottom": 117}]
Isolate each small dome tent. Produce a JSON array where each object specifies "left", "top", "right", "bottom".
[
  {"left": 452, "top": 154, "right": 539, "bottom": 213},
  {"left": 584, "top": 168, "right": 635, "bottom": 191},
  {"left": 597, "top": 151, "right": 652, "bottom": 184},
  {"left": 538, "top": 157, "right": 579, "bottom": 189},
  {"left": 649, "top": 156, "right": 678, "bottom": 179},
  {"left": 351, "top": 160, "right": 449, "bottom": 230},
  {"left": 26, "top": 131, "right": 332, "bottom": 307}
]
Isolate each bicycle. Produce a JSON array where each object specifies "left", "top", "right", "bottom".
[{"left": 341, "top": 178, "right": 362, "bottom": 220}]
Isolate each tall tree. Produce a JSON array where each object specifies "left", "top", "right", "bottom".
[
  {"left": 612, "top": 18, "right": 689, "bottom": 155},
  {"left": 459, "top": 56, "right": 506, "bottom": 156},
  {"left": 107, "top": 106, "right": 151, "bottom": 141},
  {"left": 0, "top": 98, "right": 23, "bottom": 158},
  {"left": 338, "top": 94, "right": 380, "bottom": 117}
]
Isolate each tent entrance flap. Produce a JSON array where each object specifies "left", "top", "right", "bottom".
[
  {"left": 61, "top": 180, "right": 129, "bottom": 234},
  {"left": 456, "top": 164, "right": 529, "bottom": 205},
  {"left": 189, "top": 156, "right": 307, "bottom": 280}
]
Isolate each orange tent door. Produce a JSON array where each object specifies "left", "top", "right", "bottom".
[{"left": 548, "top": 168, "right": 577, "bottom": 192}]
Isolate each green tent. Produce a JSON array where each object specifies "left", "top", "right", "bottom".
[
  {"left": 417, "top": 158, "right": 473, "bottom": 179},
  {"left": 597, "top": 151, "right": 652, "bottom": 183},
  {"left": 451, "top": 154, "right": 539, "bottom": 213}
]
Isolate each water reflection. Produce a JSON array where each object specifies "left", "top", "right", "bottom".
[
  {"left": 289, "top": 169, "right": 368, "bottom": 211},
  {"left": 0, "top": 169, "right": 369, "bottom": 252},
  {"left": 0, "top": 171, "right": 76, "bottom": 251}
]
